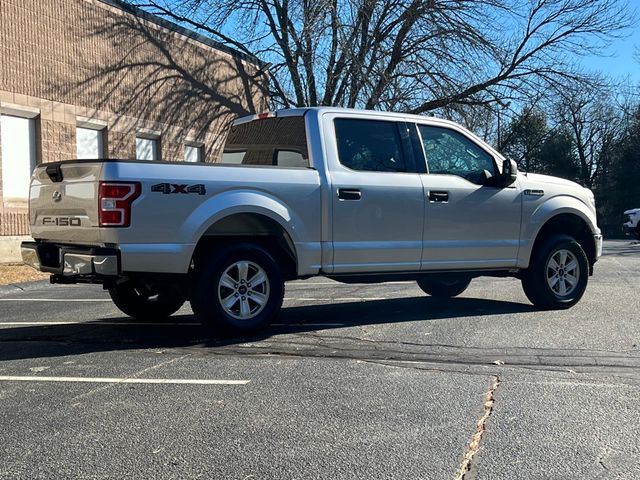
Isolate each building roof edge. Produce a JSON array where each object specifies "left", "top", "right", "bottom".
[{"left": 97, "top": 0, "right": 263, "bottom": 66}]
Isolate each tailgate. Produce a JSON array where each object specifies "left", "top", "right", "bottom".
[{"left": 29, "top": 161, "right": 103, "bottom": 244}]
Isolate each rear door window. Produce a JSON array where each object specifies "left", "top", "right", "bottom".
[{"left": 334, "top": 119, "right": 407, "bottom": 173}]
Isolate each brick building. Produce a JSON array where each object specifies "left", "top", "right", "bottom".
[{"left": 0, "top": 0, "right": 266, "bottom": 259}]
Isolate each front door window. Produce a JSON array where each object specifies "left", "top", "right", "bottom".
[{"left": 418, "top": 125, "right": 496, "bottom": 184}]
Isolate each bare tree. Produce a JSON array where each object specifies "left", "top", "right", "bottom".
[
  {"left": 500, "top": 106, "right": 549, "bottom": 172},
  {"left": 135, "top": 0, "right": 633, "bottom": 113},
  {"left": 554, "top": 84, "right": 625, "bottom": 188}
]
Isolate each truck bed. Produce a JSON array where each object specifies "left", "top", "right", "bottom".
[{"left": 29, "top": 159, "right": 322, "bottom": 274}]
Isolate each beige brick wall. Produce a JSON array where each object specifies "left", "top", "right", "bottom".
[
  {"left": 0, "top": 0, "right": 267, "bottom": 236},
  {"left": 0, "top": 213, "right": 30, "bottom": 236}
]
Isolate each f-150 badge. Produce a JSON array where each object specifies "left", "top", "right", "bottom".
[
  {"left": 42, "top": 217, "right": 81, "bottom": 226},
  {"left": 151, "top": 183, "right": 206, "bottom": 195}
]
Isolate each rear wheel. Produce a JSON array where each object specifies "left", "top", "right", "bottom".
[
  {"left": 190, "top": 243, "right": 284, "bottom": 335},
  {"left": 521, "top": 234, "right": 588, "bottom": 309},
  {"left": 109, "top": 282, "right": 185, "bottom": 320},
  {"left": 417, "top": 276, "right": 471, "bottom": 298},
  {"left": 636, "top": 225, "right": 640, "bottom": 240}
]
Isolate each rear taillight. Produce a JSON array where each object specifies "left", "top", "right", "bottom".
[{"left": 98, "top": 182, "right": 141, "bottom": 227}]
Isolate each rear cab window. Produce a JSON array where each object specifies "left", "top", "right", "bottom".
[{"left": 220, "top": 117, "right": 310, "bottom": 168}]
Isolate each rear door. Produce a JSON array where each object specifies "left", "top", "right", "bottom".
[
  {"left": 29, "top": 161, "right": 103, "bottom": 244},
  {"left": 328, "top": 116, "right": 425, "bottom": 273}
]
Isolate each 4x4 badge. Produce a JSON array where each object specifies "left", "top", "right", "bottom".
[{"left": 151, "top": 183, "right": 206, "bottom": 195}]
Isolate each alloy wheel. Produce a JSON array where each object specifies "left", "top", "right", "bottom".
[
  {"left": 217, "top": 261, "right": 270, "bottom": 320},
  {"left": 546, "top": 249, "right": 580, "bottom": 297}
]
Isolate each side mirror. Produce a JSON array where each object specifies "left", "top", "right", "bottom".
[{"left": 500, "top": 158, "right": 518, "bottom": 187}]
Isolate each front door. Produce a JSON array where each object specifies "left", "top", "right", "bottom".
[
  {"left": 330, "top": 117, "right": 424, "bottom": 273},
  {"left": 415, "top": 124, "right": 522, "bottom": 270}
]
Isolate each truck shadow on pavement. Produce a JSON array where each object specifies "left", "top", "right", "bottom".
[
  {"left": 602, "top": 241, "right": 640, "bottom": 256},
  {"left": 0, "top": 296, "right": 535, "bottom": 362}
]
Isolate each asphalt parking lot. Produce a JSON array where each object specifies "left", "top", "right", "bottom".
[{"left": 1, "top": 240, "right": 639, "bottom": 479}]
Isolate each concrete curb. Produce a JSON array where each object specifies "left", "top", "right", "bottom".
[{"left": 0, "top": 279, "right": 51, "bottom": 296}]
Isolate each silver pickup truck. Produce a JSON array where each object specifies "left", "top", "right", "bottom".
[{"left": 22, "top": 107, "right": 603, "bottom": 334}]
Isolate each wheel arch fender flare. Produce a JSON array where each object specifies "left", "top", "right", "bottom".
[
  {"left": 179, "top": 189, "right": 304, "bottom": 269},
  {"left": 518, "top": 195, "right": 599, "bottom": 269}
]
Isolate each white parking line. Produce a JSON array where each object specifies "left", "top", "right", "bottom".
[
  {"left": 0, "top": 321, "right": 200, "bottom": 326},
  {"left": 272, "top": 323, "right": 345, "bottom": 327},
  {"left": 1, "top": 297, "right": 389, "bottom": 302},
  {"left": 0, "top": 375, "right": 249, "bottom": 385},
  {"left": 0, "top": 298, "right": 110, "bottom": 302},
  {"left": 288, "top": 281, "right": 413, "bottom": 286},
  {"left": 284, "top": 297, "right": 387, "bottom": 301},
  {"left": 0, "top": 321, "right": 344, "bottom": 327}
]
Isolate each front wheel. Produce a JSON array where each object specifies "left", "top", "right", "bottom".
[
  {"left": 190, "top": 244, "right": 284, "bottom": 335},
  {"left": 109, "top": 282, "right": 185, "bottom": 320},
  {"left": 521, "top": 234, "right": 589, "bottom": 309},
  {"left": 417, "top": 276, "right": 471, "bottom": 298}
]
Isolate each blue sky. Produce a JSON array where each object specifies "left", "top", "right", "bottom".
[
  {"left": 146, "top": 1, "right": 640, "bottom": 85},
  {"left": 580, "top": 27, "right": 640, "bottom": 82}
]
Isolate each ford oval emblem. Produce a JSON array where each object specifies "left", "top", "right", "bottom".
[{"left": 52, "top": 191, "right": 62, "bottom": 202}]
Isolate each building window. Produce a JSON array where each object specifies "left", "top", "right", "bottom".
[
  {"left": 1, "top": 114, "right": 37, "bottom": 203},
  {"left": 136, "top": 135, "right": 159, "bottom": 161},
  {"left": 76, "top": 126, "right": 104, "bottom": 159},
  {"left": 184, "top": 144, "right": 203, "bottom": 163}
]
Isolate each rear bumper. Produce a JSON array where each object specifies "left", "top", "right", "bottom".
[{"left": 21, "top": 242, "right": 119, "bottom": 277}]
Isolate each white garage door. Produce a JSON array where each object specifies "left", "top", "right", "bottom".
[
  {"left": 76, "top": 127, "right": 104, "bottom": 159},
  {"left": 1, "top": 114, "right": 36, "bottom": 202}
]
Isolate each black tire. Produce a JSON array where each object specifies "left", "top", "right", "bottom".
[
  {"left": 109, "top": 282, "right": 185, "bottom": 320},
  {"left": 521, "top": 234, "right": 589, "bottom": 309},
  {"left": 636, "top": 225, "right": 640, "bottom": 241},
  {"left": 190, "top": 243, "right": 284, "bottom": 335},
  {"left": 417, "top": 276, "right": 471, "bottom": 298}
]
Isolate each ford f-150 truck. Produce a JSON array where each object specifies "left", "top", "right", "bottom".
[{"left": 21, "top": 107, "right": 603, "bottom": 334}]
